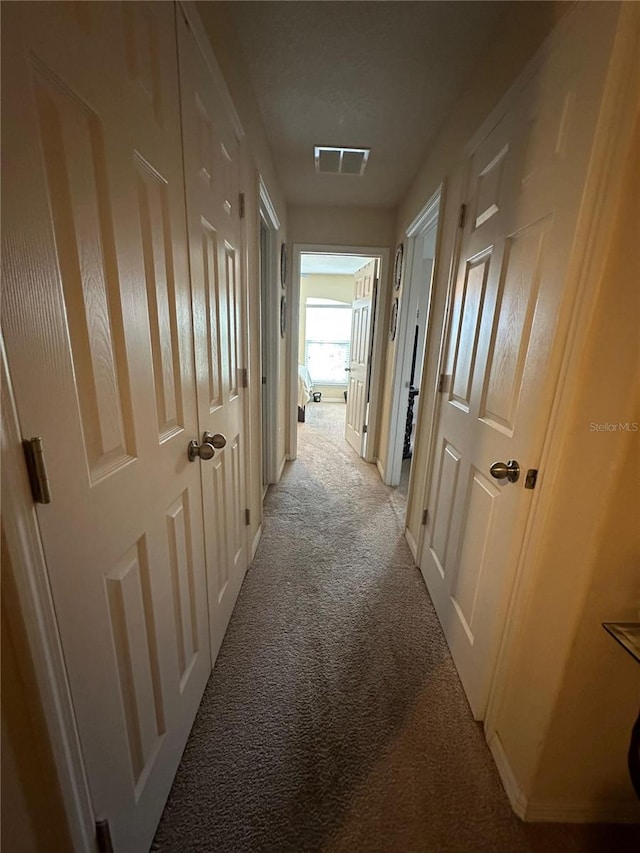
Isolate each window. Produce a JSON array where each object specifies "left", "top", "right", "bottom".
[{"left": 304, "top": 299, "right": 352, "bottom": 384}]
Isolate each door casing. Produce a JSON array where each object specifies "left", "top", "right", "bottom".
[{"left": 288, "top": 243, "right": 389, "bottom": 464}]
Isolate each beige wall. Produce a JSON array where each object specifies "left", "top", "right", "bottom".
[
  {"left": 288, "top": 205, "right": 396, "bottom": 248},
  {"left": 493, "top": 117, "right": 640, "bottom": 818}
]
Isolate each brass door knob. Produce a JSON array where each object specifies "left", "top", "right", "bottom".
[
  {"left": 204, "top": 431, "right": 227, "bottom": 449},
  {"left": 187, "top": 439, "right": 215, "bottom": 462},
  {"left": 489, "top": 460, "right": 520, "bottom": 483}
]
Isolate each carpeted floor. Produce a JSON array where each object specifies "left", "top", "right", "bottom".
[{"left": 152, "top": 403, "right": 638, "bottom": 853}]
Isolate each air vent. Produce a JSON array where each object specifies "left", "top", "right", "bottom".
[{"left": 314, "top": 146, "right": 370, "bottom": 176}]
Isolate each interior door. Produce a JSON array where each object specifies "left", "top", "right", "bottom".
[
  {"left": 177, "top": 9, "right": 249, "bottom": 664},
  {"left": 1, "top": 3, "right": 211, "bottom": 850},
  {"left": 345, "top": 259, "right": 377, "bottom": 456},
  {"left": 419, "top": 5, "right": 619, "bottom": 718}
]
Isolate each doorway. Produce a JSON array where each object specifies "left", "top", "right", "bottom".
[
  {"left": 289, "top": 246, "right": 388, "bottom": 465},
  {"left": 383, "top": 191, "right": 442, "bottom": 495}
]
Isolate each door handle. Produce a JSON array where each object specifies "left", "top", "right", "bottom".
[
  {"left": 204, "top": 431, "right": 226, "bottom": 449},
  {"left": 489, "top": 460, "right": 520, "bottom": 483},
  {"left": 187, "top": 438, "right": 215, "bottom": 462},
  {"left": 344, "top": 367, "right": 351, "bottom": 372}
]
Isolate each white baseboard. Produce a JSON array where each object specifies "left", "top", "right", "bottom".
[
  {"left": 487, "top": 732, "right": 528, "bottom": 819},
  {"left": 488, "top": 731, "right": 640, "bottom": 824},
  {"left": 250, "top": 524, "right": 262, "bottom": 561},
  {"left": 376, "top": 458, "right": 385, "bottom": 482},
  {"left": 525, "top": 799, "right": 640, "bottom": 824},
  {"left": 277, "top": 454, "right": 287, "bottom": 482},
  {"left": 405, "top": 527, "right": 418, "bottom": 563}
]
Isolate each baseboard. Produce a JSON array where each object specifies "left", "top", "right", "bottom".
[
  {"left": 277, "top": 454, "right": 287, "bottom": 482},
  {"left": 487, "top": 732, "right": 528, "bottom": 819},
  {"left": 376, "top": 458, "right": 385, "bottom": 482},
  {"left": 405, "top": 527, "right": 418, "bottom": 563},
  {"left": 250, "top": 524, "right": 262, "bottom": 561},
  {"left": 488, "top": 731, "right": 640, "bottom": 824},
  {"left": 525, "top": 798, "right": 640, "bottom": 824}
]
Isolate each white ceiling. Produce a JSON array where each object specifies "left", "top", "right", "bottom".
[
  {"left": 301, "top": 254, "right": 375, "bottom": 276},
  {"left": 221, "top": 1, "right": 512, "bottom": 208}
]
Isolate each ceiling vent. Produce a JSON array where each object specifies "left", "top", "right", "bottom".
[{"left": 314, "top": 146, "right": 370, "bottom": 176}]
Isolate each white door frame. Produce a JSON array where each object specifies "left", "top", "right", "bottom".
[
  {"left": 258, "top": 176, "right": 281, "bottom": 485},
  {"left": 288, "top": 243, "right": 389, "bottom": 464},
  {"left": 383, "top": 189, "right": 442, "bottom": 487},
  {"left": 1, "top": 339, "right": 95, "bottom": 852}
]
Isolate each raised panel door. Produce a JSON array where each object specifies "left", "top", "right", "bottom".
[
  {"left": 177, "top": 10, "right": 249, "bottom": 664},
  {"left": 1, "top": 3, "right": 210, "bottom": 849},
  {"left": 419, "top": 4, "right": 620, "bottom": 717}
]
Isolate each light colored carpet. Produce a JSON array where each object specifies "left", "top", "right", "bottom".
[{"left": 152, "top": 403, "right": 638, "bottom": 852}]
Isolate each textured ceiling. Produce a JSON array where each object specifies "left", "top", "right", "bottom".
[{"left": 222, "top": 1, "right": 512, "bottom": 208}]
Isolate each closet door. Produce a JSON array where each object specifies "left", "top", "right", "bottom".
[
  {"left": 177, "top": 9, "right": 250, "bottom": 663},
  {"left": 2, "top": 3, "right": 210, "bottom": 849}
]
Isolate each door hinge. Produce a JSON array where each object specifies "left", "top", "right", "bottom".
[
  {"left": 362, "top": 424, "right": 368, "bottom": 434},
  {"left": 96, "top": 819, "right": 114, "bottom": 853},
  {"left": 240, "top": 367, "right": 248, "bottom": 388},
  {"left": 524, "top": 468, "right": 538, "bottom": 490},
  {"left": 245, "top": 508, "right": 251, "bottom": 526},
  {"left": 22, "top": 437, "right": 52, "bottom": 504},
  {"left": 422, "top": 509, "right": 429, "bottom": 526},
  {"left": 458, "top": 203, "right": 467, "bottom": 229},
  {"left": 261, "top": 375, "right": 267, "bottom": 385},
  {"left": 437, "top": 373, "right": 450, "bottom": 393},
  {"left": 239, "top": 192, "right": 245, "bottom": 219}
]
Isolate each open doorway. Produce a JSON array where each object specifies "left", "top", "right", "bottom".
[
  {"left": 289, "top": 244, "right": 389, "bottom": 465},
  {"left": 384, "top": 190, "right": 442, "bottom": 501}
]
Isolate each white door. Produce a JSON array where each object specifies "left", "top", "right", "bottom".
[
  {"left": 345, "top": 259, "right": 377, "bottom": 456},
  {"left": 419, "top": 6, "right": 620, "bottom": 717},
  {"left": 1, "top": 3, "right": 211, "bottom": 850},
  {"left": 177, "top": 10, "right": 249, "bottom": 664}
]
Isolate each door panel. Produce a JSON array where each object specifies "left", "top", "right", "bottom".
[
  {"left": 1, "top": 3, "right": 210, "bottom": 850},
  {"left": 345, "top": 259, "right": 377, "bottom": 456},
  {"left": 419, "top": 5, "right": 619, "bottom": 717},
  {"left": 177, "top": 10, "right": 249, "bottom": 664}
]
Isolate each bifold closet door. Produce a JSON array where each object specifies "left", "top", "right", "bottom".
[{"left": 1, "top": 3, "right": 211, "bottom": 850}]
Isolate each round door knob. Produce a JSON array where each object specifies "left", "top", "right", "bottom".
[
  {"left": 187, "top": 439, "right": 215, "bottom": 462},
  {"left": 204, "top": 431, "right": 226, "bottom": 449},
  {"left": 489, "top": 460, "right": 520, "bottom": 483}
]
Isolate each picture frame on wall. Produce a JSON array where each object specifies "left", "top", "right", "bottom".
[
  {"left": 280, "top": 294, "right": 287, "bottom": 337},
  {"left": 280, "top": 243, "right": 288, "bottom": 288},
  {"left": 389, "top": 297, "right": 399, "bottom": 341},
  {"left": 393, "top": 243, "right": 403, "bottom": 291}
]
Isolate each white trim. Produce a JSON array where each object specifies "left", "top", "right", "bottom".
[
  {"left": 259, "top": 178, "right": 281, "bottom": 485},
  {"left": 525, "top": 800, "right": 640, "bottom": 824},
  {"left": 1, "top": 340, "right": 95, "bottom": 852},
  {"left": 404, "top": 527, "right": 418, "bottom": 563},
  {"left": 250, "top": 524, "right": 263, "bottom": 561},
  {"left": 375, "top": 458, "right": 386, "bottom": 482},
  {"left": 289, "top": 243, "right": 390, "bottom": 464},
  {"left": 178, "top": 2, "right": 245, "bottom": 142},
  {"left": 384, "top": 189, "right": 441, "bottom": 486},
  {"left": 258, "top": 175, "right": 280, "bottom": 231},
  {"left": 277, "top": 454, "right": 288, "bottom": 482},
  {"left": 490, "top": 732, "right": 640, "bottom": 824},
  {"left": 485, "top": 0, "right": 639, "bottom": 740},
  {"left": 487, "top": 732, "right": 528, "bottom": 819}
]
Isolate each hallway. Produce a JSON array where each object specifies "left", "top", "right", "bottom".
[{"left": 151, "top": 403, "right": 610, "bottom": 853}]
